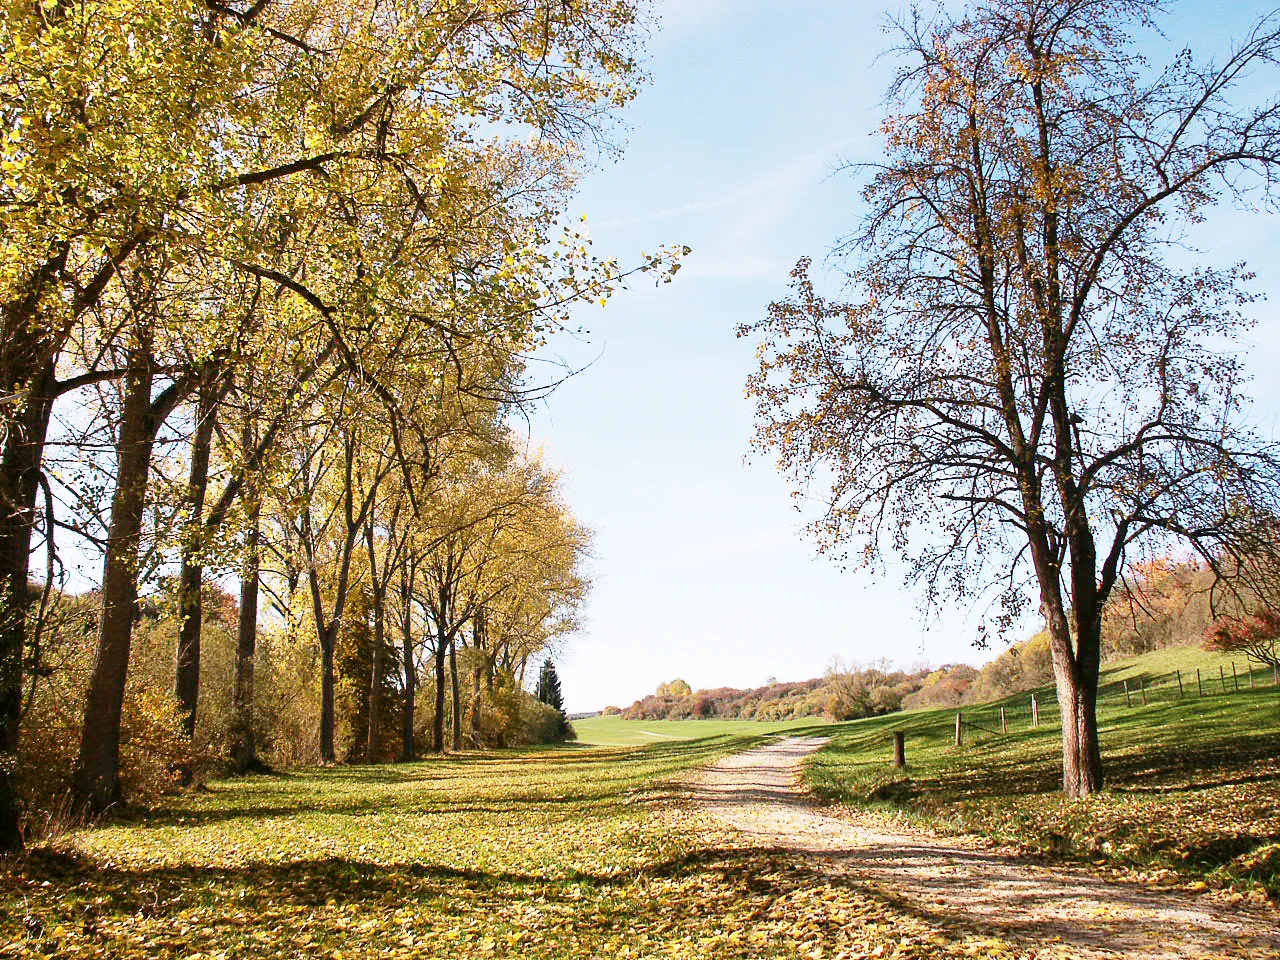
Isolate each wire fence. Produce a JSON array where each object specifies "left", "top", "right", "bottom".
[{"left": 944, "top": 659, "right": 1278, "bottom": 747}]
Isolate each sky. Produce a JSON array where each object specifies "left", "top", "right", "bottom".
[{"left": 525, "top": 0, "right": 1280, "bottom": 713}]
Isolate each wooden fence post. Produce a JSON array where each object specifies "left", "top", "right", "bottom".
[
  {"left": 1000, "top": 707, "right": 1007, "bottom": 734},
  {"left": 1197, "top": 668, "right": 1203, "bottom": 697},
  {"left": 1176, "top": 669, "right": 1184, "bottom": 698},
  {"left": 1220, "top": 665, "right": 1228, "bottom": 694},
  {"left": 1123, "top": 679, "right": 1132, "bottom": 707},
  {"left": 954, "top": 711, "right": 963, "bottom": 747},
  {"left": 1232, "top": 662, "right": 1239, "bottom": 692},
  {"left": 893, "top": 731, "right": 906, "bottom": 769},
  {"left": 1031, "top": 694, "right": 1039, "bottom": 728}
]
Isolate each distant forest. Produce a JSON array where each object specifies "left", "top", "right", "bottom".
[{"left": 616, "top": 559, "right": 1220, "bottom": 722}]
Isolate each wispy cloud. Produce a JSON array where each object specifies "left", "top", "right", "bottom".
[{"left": 595, "top": 137, "right": 860, "bottom": 231}]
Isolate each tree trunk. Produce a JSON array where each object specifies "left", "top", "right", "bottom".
[
  {"left": 319, "top": 629, "right": 336, "bottom": 763},
  {"left": 399, "top": 566, "right": 415, "bottom": 762},
  {"left": 449, "top": 637, "right": 461, "bottom": 752},
  {"left": 73, "top": 349, "right": 156, "bottom": 813},
  {"left": 364, "top": 518, "right": 386, "bottom": 764},
  {"left": 1048, "top": 604, "right": 1104, "bottom": 797},
  {"left": 367, "top": 587, "right": 386, "bottom": 763},
  {"left": 432, "top": 630, "right": 447, "bottom": 753},
  {"left": 470, "top": 661, "right": 483, "bottom": 744},
  {"left": 0, "top": 358, "right": 56, "bottom": 849},
  {"left": 1056, "top": 669, "right": 1103, "bottom": 797},
  {"left": 231, "top": 493, "right": 260, "bottom": 773},
  {"left": 174, "top": 377, "right": 217, "bottom": 745},
  {"left": 401, "top": 628, "right": 416, "bottom": 762}
]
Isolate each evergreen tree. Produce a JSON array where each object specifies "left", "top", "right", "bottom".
[{"left": 536, "top": 660, "right": 565, "bottom": 714}]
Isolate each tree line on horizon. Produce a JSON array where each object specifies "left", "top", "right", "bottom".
[
  {"left": 621, "top": 556, "right": 1279, "bottom": 722},
  {"left": 0, "top": 0, "right": 675, "bottom": 850}
]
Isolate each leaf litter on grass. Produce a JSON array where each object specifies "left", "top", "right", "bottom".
[{"left": 0, "top": 738, "right": 1062, "bottom": 960}]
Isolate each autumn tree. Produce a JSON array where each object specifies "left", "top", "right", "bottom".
[
  {"left": 1205, "top": 608, "right": 1280, "bottom": 670},
  {"left": 3, "top": 0, "right": 669, "bottom": 841},
  {"left": 743, "top": 0, "right": 1280, "bottom": 796}
]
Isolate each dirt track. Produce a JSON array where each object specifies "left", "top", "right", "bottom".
[{"left": 692, "top": 736, "right": 1280, "bottom": 959}]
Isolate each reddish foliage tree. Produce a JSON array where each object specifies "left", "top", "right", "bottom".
[{"left": 1205, "top": 609, "right": 1280, "bottom": 669}]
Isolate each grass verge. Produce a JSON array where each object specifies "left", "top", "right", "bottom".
[{"left": 806, "top": 659, "right": 1280, "bottom": 901}]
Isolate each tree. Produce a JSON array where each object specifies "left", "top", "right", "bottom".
[
  {"left": 536, "top": 659, "right": 565, "bottom": 715},
  {"left": 1205, "top": 608, "right": 1280, "bottom": 671},
  {"left": 3, "top": 0, "right": 668, "bottom": 845},
  {"left": 742, "top": 0, "right": 1280, "bottom": 796}
]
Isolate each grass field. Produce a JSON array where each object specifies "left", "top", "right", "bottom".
[
  {"left": 806, "top": 647, "right": 1280, "bottom": 898},
  {"left": 1, "top": 734, "right": 1042, "bottom": 959},
  {"left": 573, "top": 715, "right": 829, "bottom": 746},
  {"left": 4, "top": 649, "right": 1275, "bottom": 957}
]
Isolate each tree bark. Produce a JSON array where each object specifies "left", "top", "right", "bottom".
[
  {"left": 469, "top": 609, "right": 486, "bottom": 744},
  {"left": 0, "top": 359, "right": 55, "bottom": 848},
  {"left": 364, "top": 520, "right": 386, "bottom": 763},
  {"left": 319, "top": 627, "right": 336, "bottom": 763},
  {"left": 1056, "top": 665, "right": 1103, "bottom": 797},
  {"left": 367, "top": 591, "right": 386, "bottom": 763},
  {"left": 73, "top": 347, "right": 156, "bottom": 813},
  {"left": 470, "top": 662, "right": 483, "bottom": 744},
  {"left": 1050, "top": 604, "right": 1104, "bottom": 797},
  {"left": 399, "top": 566, "right": 416, "bottom": 762},
  {"left": 231, "top": 490, "right": 260, "bottom": 773},
  {"left": 449, "top": 636, "right": 461, "bottom": 752},
  {"left": 401, "top": 629, "right": 416, "bottom": 762},
  {"left": 432, "top": 627, "right": 447, "bottom": 753},
  {"left": 174, "top": 375, "right": 218, "bottom": 744}
]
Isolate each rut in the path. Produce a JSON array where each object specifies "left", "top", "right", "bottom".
[{"left": 693, "top": 736, "right": 1280, "bottom": 959}]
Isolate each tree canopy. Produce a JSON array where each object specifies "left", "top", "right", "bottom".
[{"left": 742, "top": 0, "right": 1280, "bottom": 796}]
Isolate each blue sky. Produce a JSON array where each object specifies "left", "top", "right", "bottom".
[{"left": 528, "top": 0, "right": 1280, "bottom": 712}]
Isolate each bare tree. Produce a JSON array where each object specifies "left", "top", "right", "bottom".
[{"left": 743, "top": 0, "right": 1280, "bottom": 796}]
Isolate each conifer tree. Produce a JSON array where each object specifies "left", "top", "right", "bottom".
[{"left": 536, "top": 660, "right": 565, "bottom": 715}]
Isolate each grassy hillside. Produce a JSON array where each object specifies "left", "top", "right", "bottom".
[
  {"left": 805, "top": 646, "right": 1280, "bottom": 898},
  {"left": 574, "top": 714, "right": 829, "bottom": 746}
]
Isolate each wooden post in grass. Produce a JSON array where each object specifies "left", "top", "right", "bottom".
[
  {"left": 1000, "top": 707, "right": 1007, "bottom": 734},
  {"left": 1031, "top": 694, "right": 1039, "bottom": 728},
  {"left": 1197, "top": 668, "right": 1203, "bottom": 697},
  {"left": 1123, "top": 679, "right": 1132, "bottom": 707},
  {"left": 1232, "top": 662, "right": 1239, "bottom": 691},
  {"left": 1176, "top": 670, "right": 1184, "bottom": 698},
  {"left": 893, "top": 731, "right": 906, "bottom": 768},
  {"left": 954, "top": 711, "right": 963, "bottom": 747},
  {"left": 1140, "top": 678, "right": 1147, "bottom": 705},
  {"left": 1220, "top": 665, "right": 1228, "bottom": 694}
]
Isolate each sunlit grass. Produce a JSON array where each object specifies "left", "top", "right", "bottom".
[
  {"left": 572, "top": 715, "right": 829, "bottom": 746},
  {"left": 806, "top": 647, "right": 1280, "bottom": 898},
  {"left": 1, "top": 735, "right": 1023, "bottom": 958}
]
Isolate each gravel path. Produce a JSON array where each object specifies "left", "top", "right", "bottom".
[{"left": 692, "top": 736, "right": 1280, "bottom": 958}]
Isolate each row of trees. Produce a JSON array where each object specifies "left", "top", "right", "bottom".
[
  {"left": 1, "top": 0, "right": 675, "bottom": 849},
  {"left": 620, "top": 664, "right": 935, "bottom": 722}
]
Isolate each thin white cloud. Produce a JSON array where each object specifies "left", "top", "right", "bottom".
[{"left": 595, "top": 136, "right": 860, "bottom": 230}]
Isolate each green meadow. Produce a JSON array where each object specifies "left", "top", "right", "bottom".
[{"left": 806, "top": 648, "right": 1280, "bottom": 898}]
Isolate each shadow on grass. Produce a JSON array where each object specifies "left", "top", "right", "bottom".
[
  {"left": 9, "top": 838, "right": 1275, "bottom": 958},
  {"left": 116, "top": 736, "right": 752, "bottom": 830}
]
